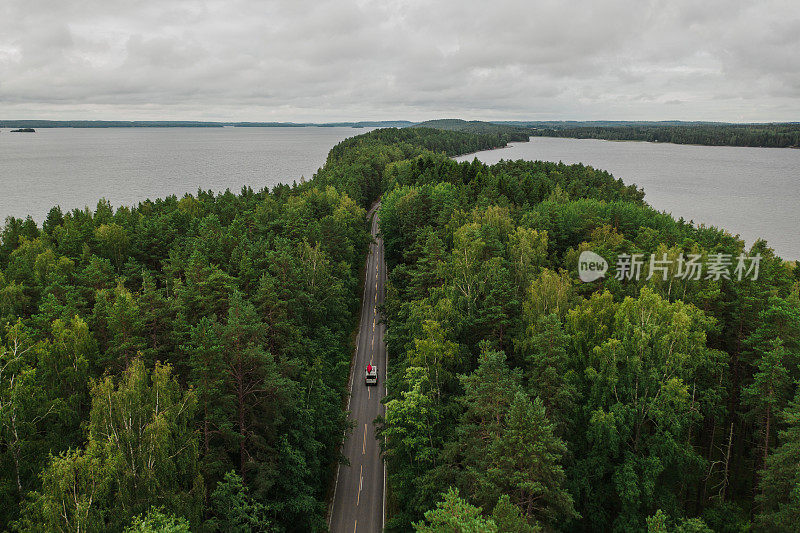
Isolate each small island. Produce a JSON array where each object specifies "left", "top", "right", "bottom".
[{"left": 10, "top": 128, "right": 36, "bottom": 133}]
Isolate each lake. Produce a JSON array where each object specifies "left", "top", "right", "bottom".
[
  {"left": 456, "top": 137, "right": 800, "bottom": 261},
  {"left": 0, "top": 126, "right": 366, "bottom": 222},
  {"left": 3, "top": 129, "right": 798, "bottom": 260}
]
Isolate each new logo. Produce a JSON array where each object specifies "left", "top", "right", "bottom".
[{"left": 578, "top": 251, "right": 608, "bottom": 282}]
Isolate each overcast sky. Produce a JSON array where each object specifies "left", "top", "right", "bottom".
[{"left": 1, "top": 0, "right": 798, "bottom": 122}]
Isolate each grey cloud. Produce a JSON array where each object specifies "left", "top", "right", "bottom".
[{"left": 0, "top": 0, "right": 798, "bottom": 121}]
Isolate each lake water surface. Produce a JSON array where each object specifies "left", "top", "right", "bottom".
[
  {"left": 1, "top": 126, "right": 365, "bottom": 222},
  {"left": 3, "top": 129, "right": 798, "bottom": 260},
  {"left": 456, "top": 137, "right": 800, "bottom": 260}
]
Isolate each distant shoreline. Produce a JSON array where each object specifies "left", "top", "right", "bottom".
[
  {"left": 0, "top": 120, "right": 412, "bottom": 129},
  {"left": 533, "top": 135, "right": 800, "bottom": 150},
  {"left": 457, "top": 135, "right": 800, "bottom": 156}
]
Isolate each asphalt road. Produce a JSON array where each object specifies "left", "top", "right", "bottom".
[{"left": 329, "top": 202, "right": 387, "bottom": 533}]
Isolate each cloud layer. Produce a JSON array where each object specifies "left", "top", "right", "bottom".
[{"left": 2, "top": 0, "right": 798, "bottom": 121}]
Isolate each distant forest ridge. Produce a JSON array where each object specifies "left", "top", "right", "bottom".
[
  {"left": 4, "top": 118, "right": 799, "bottom": 147},
  {"left": 413, "top": 118, "right": 800, "bottom": 148}
]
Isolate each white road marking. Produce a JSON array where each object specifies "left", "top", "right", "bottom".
[
  {"left": 381, "top": 462, "right": 386, "bottom": 530},
  {"left": 357, "top": 464, "right": 363, "bottom": 506}
]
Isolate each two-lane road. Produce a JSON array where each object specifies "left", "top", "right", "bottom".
[{"left": 329, "top": 202, "right": 387, "bottom": 533}]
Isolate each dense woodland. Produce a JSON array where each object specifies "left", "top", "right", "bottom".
[
  {"left": 373, "top": 136, "right": 800, "bottom": 531},
  {"left": 413, "top": 120, "right": 531, "bottom": 143},
  {"left": 527, "top": 123, "right": 800, "bottom": 148},
  {"left": 0, "top": 127, "right": 512, "bottom": 531},
  {"left": 0, "top": 126, "right": 798, "bottom": 532},
  {"left": 416, "top": 119, "right": 800, "bottom": 149}
]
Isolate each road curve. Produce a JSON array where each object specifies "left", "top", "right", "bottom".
[{"left": 329, "top": 201, "right": 387, "bottom": 533}]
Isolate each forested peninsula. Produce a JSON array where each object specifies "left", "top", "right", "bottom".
[
  {"left": 416, "top": 119, "right": 800, "bottom": 148},
  {"left": 0, "top": 126, "right": 798, "bottom": 532},
  {"left": 527, "top": 123, "right": 800, "bottom": 148}
]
